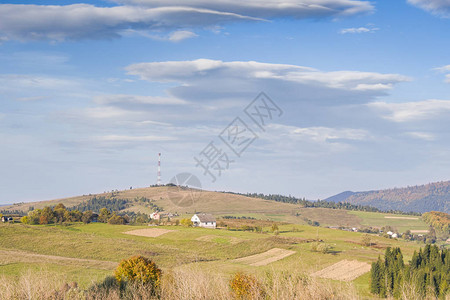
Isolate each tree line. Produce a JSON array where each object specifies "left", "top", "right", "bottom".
[
  {"left": 224, "top": 191, "right": 421, "bottom": 215},
  {"left": 20, "top": 204, "right": 127, "bottom": 225},
  {"left": 370, "top": 245, "right": 449, "bottom": 299}
]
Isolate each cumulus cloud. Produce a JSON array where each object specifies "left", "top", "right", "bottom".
[
  {"left": 114, "top": 0, "right": 374, "bottom": 18},
  {"left": 125, "top": 59, "right": 409, "bottom": 105},
  {"left": 0, "top": 1, "right": 373, "bottom": 41},
  {"left": 0, "top": 4, "right": 257, "bottom": 41},
  {"left": 368, "top": 99, "right": 450, "bottom": 122},
  {"left": 408, "top": 0, "right": 450, "bottom": 16},
  {"left": 340, "top": 26, "right": 378, "bottom": 34}
]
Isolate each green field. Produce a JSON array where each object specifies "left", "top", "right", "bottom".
[
  {"left": 0, "top": 221, "right": 423, "bottom": 297},
  {"left": 348, "top": 211, "right": 429, "bottom": 233}
]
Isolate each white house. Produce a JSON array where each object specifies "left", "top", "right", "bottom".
[
  {"left": 191, "top": 213, "right": 216, "bottom": 229},
  {"left": 150, "top": 212, "right": 161, "bottom": 220}
]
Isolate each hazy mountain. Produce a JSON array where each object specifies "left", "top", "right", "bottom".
[{"left": 324, "top": 181, "right": 450, "bottom": 213}]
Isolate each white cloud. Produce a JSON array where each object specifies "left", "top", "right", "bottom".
[
  {"left": 114, "top": 0, "right": 374, "bottom": 18},
  {"left": 0, "top": 74, "right": 85, "bottom": 102},
  {"left": 408, "top": 0, "right": 450, "bottom": 16},
  {"left": 268, "top": 123, "right": 369, "bottom": 143},
  {"left": 406, "top": 131, "right": 435, "bottom": 141},
  {"left": 15, "top": 96, "right": 47, "bottom": 102},
  {"left": 97, "top": 135, "right": 176, "bottom": 142},
  {"left": 368, "top": 99, "right": 450, "bottom": 122},
  {"left": 433, "top": 65, "right": 450, "bottom": 83},
  {"left": 0, "top": 74, "right": 78, "bottom": 91},
  {"left": 433, "top": 64, "right": 450, "bottom": 72},
  {"left": 84, "top": 106, "right": 139, "bottom": 119},
  {"left": 94, "top": 94, "right": 188, "bottom": 105},
  {"left": 0, "top": 4, "right": 258, "bottom": 41},
  {"left": 0, "top": 1, "right": 373, "bottom": 41},
  {"left": 169, "top": 30, "right": 198, "bottom": 41},
  {"left": 126, "top": 59, "right": 409, "bottom": 98},
  {"left": 339, "top": 26, "right": 378, "bottom": 34}
]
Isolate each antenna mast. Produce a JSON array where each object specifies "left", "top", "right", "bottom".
[{"left": 157, "top": 153, "right": 161, "bottom": 186}]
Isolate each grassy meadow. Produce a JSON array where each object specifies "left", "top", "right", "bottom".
[{"left": 0, "top": 220, "right": 425, "bottom": 298}]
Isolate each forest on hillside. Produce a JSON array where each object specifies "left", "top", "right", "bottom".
[{"left": 330, "top": 181, "right": 450, "bottom": 213}]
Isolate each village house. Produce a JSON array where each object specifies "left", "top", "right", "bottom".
[
  {"left": 191, "top": 213, "right": 216, "bottom": 229},
  {"left": 150, "top": 212, "right": 161, "bottom": 220},
  {"left": 1, "top": 216, "right": 13, "bottom": 223}
]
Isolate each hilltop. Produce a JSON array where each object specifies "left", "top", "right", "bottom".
[
  {"left": 325, "top": 181, "right": 450, "bottom": 214},
  {"left": 3, "top": 186, "right": 296, "bottom": 214}
]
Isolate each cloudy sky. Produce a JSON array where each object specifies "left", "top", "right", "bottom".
[{"left": 1, "top": 0, "right": 450, "bottom": 204}]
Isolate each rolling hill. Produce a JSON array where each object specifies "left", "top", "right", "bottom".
[
  {"left": 325, "top": 181, "right": 450, "bottom": 214},
  {"left": 2, "top": 185, "right": 430, "bottom": 232}
]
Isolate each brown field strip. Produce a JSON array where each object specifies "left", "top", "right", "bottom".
[
  {"left": 410, "top": 230, "right": 428, "bottom": 233},
  {"left": 0, "top": 249, "right": 117, "bottom": 270},
  {"left": 123, "top": 228, "right": 174, "bottom": 237},
  {"left": 311, "top": 260, "right": 371, "bottom": 282},
  {"left": 384, "top": 216, "right": 419, "bottom": 220},
  {"left": 233, "top": 248, "right": 296, "bottom": 266}
]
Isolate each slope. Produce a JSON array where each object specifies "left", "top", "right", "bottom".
[{"left": 324, "top": 181, "right": 450, "bottom": 213}]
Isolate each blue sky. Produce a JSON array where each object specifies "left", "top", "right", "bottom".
[{"left": 1, "top": 0, "right": 450, "bottom": 204}]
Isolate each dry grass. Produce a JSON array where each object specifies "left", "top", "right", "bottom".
[
  {"left": 0, "top": 267, "right": 361, "bottom": 300},
  {"left": 0, "top": 249, "right": 117, "bottom": 270}
]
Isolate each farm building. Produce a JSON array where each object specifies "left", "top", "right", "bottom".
[{"left": 191, "top": 213, "right": 216, "bottom": 229}]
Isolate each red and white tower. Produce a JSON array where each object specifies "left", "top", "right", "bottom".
[{"left": 157, "top": 153, "right": 161, "bottom": 185}]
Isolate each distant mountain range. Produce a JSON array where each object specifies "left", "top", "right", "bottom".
[{"left": 324, "top": 181, "right": 450, "bottom": 214}]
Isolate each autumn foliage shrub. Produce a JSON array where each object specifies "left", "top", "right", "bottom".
[
  {"left": 230, "top": 272, "right": 265, "bottom": 299},
  {"left": 114, "top": 255, "right": 162, "bottom": 291}
]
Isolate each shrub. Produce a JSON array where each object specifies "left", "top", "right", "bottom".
[
  {"left": 108, "top": 214, "right": 126, "bottom": 225},
  {"left": 310, "top": 242, "right": 319, "bottom": 252},
  {"left": 115, "top": 255, "right": 162, "bottom": 291},
  {"left": 311, "top": 242, "right": 331, "bottom": 254},
  {"left": 230, "top": 272, "right": 264, "bottom": 299},
  {"left": 317, "top": 243, "right": 331, "bottom": 254},
  {"left": 362, "top": 234, "right": 372, "bottom": 246},
  {"left": 180, "top": 218, "right": 192, "bottom": 227},
  {"left": 271, "top": 223, "right": 279, "bottom": 232}
]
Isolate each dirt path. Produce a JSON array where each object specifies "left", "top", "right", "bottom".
[
  {"left": 311, "top": 259, "right": 371, "bottom": 282},
  {"left": 384, "top": 216, "right": 419, "bottom": 220},
  {"left": 123, "top": 228, "right": 174, "bottom": 237},
  {"left": 233, "top": 248, "right": 296, "bottom": 266},
  {"left": 0, "top": 249, "right": 117, "bottom": 270}
]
